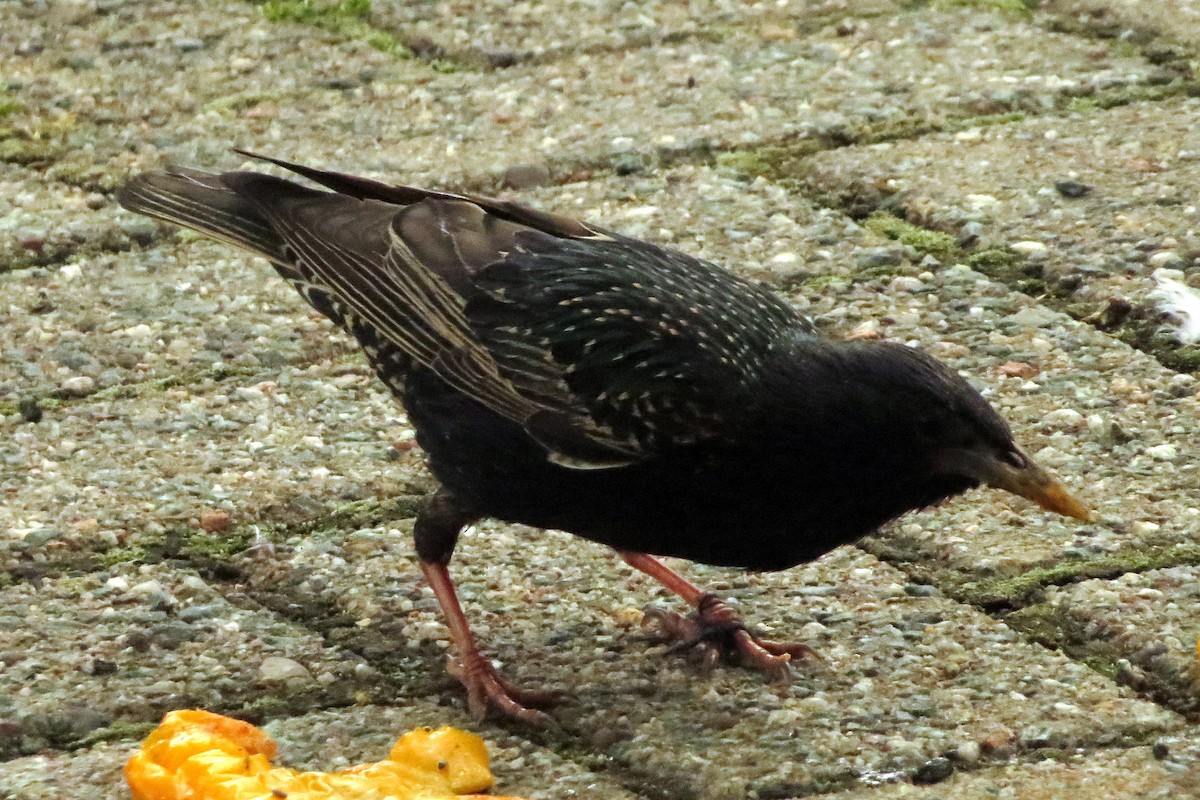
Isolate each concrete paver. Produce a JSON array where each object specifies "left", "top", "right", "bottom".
[
  {"left": 1016, "top": 565, "right": 1200, "bottom": 716},
  {"left": 0, "top": 564, "right": 382, "bottom": 759},
  {"left": 799, "top": 97, "right": 1200, "bottom": 370}
]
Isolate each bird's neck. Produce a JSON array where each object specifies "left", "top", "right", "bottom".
[{"left": 752, "top": 332, "right": 974, "bottom": 507}]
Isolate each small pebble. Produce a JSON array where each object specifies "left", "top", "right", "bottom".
[
  {"left": 1042, "top": 409, "right": 1084, "bottom": 430},
  {"left": 60, "top": 376, "right": 95, "bottom": 397},
  {"left": 23, "top": 528, "right": 61, "bottom": 547},
  {"left": 913, "top": 757, "right": 954, "bottom": 785},
  {"left": 1145, "top": 444, "right": 1178, "bottom": 462},
  {"left": 482, "top": 49, "right": 520, "bottom": 69},
  {"left": 955, "top": 741, "right": 981, "bottom": 763},
  {"left": 610, "top": 152, "right": 645, "bottom": 176},
  {"left": 178, "top": 603, "right": 222, "bottom": 623},
  {"left": 258, "top": 656, "right": 313, "bottom": 684},
  {"left": 120, "top": 219, "right": 159, "bottom": 244},
  {"left": 889, "top": 276, "right": 924, "bottom": 293},
  {"left": 856, "top": 247, "right": 904, "bottom": 268},
  {"left": 1010, "top": 240, "right": 1048, "bottom": 260},
  {"left": 85, "top": 658, "right": 118, "bottom": 676},
  {"left": 129, "top": 580, "right": 166, "bottom": 597},
  {"left": 1148, "top": 251, "right": 1183, "bottom": 269},
  {"left": 18, "top": 396, "right": 42, "bottom": 423},
  {"left": 997, "top": 361, "right": 1039, "bottom": 379},
  {"left": 199, "top": 509, "right": 233, "bottom": 533},
  {"left": 1054, "top": 179, "right": 1092, "bottom": 198},
  {"left": 500, "top": 162, "right": 551, "bottom": 189},
  {"left": 1005, "top": 306, "right": 1059, "bottom": 328}
]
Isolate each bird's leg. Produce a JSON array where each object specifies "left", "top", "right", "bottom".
[
  {"left": 416, "top": 490, "right": 557, "bottom": 724},
  {"left": 618, "top": 550, "right": 818, "bottom": 681}
]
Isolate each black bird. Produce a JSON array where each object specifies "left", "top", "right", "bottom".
[{"left": 118, "top": 153, "right": 1089, "bottom": 723}]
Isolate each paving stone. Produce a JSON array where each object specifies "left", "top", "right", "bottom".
[
  {"left": 6, "top": 1, "right": 1200, "bottom": 798},
  {"left": 1022, "top": 565, "right": 1200, "bottom": 716},
  {"left": 0, "top": 743, "right": 128, "bottom": 800},
  {"left": 0, "top": 564, "right": 383, "bottom": 758},
  {"left": 0, "top": 233, "right": 327, "bottom": 401},
  {"left": 221, "top": 6, "right": 1165, "bottom": 189},
  {"left": 0, "top": 361, "right": 425, "bottom": 554},
  {"left": 798, "top": 98, "right": 1200, "bottom": 372},
  {"left": 0, "top": 0, "right": 418, "bottom": 185},
  {"left": 375, "top": 0, "right": 904, "bottom": 63},
  {"left": 0, "top": 167, "right": 138, "bottom": 270}
]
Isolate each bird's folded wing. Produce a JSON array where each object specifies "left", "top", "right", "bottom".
[
  {"left": 466, "top": 232, "right": 810, "bottom": 452},
  {"left": 119, "top": 165, "right": 643, "bottom": 467}
]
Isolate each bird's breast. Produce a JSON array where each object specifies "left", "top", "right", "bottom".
[{"left": 403, "top": 370, "right": 965, "bottom": 572}]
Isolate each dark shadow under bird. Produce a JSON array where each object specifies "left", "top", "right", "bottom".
[{"left": 118, "top": 152, "right": 1089, "bottom": 723}]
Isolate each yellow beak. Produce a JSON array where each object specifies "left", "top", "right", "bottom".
[{"left": 935, "top": 446, "right": 1090, "bottom": 521}]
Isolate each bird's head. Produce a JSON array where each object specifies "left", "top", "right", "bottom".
[
  {"left": 920, "top": 413, "right": 1089, "bottom": 521},
  {"left": 768, "top": 337, "right": 1089, "bottom": 521},
  {"left": 860, "top": 340, "right": 1089, "bottom": 520}
]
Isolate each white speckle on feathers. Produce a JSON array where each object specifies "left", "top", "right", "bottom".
[{"left": 1150, "top": 269, "right": 1200, "bottom": 345}]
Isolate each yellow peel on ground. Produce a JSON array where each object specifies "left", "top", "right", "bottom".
[{"left": 125, "top": 709, "right": 528, "bottom": 800}]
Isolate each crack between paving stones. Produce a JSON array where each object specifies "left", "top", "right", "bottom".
[
  {"left": 803, "top": 204, "right": 1200, "bottom": 376},
  {"left": 856, "top": 532, "right": 1200, "bottom": 721},
  {"left": 127, "top": 528, "right": 668, "bottom": 798}
]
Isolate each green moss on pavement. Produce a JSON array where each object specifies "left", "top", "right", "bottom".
[{"left": 257, "top": 0, "right": 410, "bottom": 58}]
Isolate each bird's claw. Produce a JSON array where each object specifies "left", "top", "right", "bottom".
[
  {"left": 642, "top": 593, "right": 820, "bottom": 682},
  {"left": 446, "top": 653, "right": 559, "bottom": 725}
]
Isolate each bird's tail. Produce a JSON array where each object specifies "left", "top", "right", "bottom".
[{"left": 116, "top": 168, "right": 287, "bottom": 262}]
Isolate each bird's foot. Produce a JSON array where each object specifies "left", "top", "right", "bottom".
[
  {"left": 446, "top": 652, "right": 559, "bottom": 725},
  {"left": 643, "top": 593, "right": 820, "bottom": 682}
]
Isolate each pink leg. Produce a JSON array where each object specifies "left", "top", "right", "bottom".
[
  {"left": 619, "top": 551, "right": 819, "bottom": 681},
  {"left": 421, "top": 560, "right": 558, "bottom": 724}
]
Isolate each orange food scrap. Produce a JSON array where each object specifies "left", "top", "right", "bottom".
[{"left": 126, "top": 709, "right": 528, "bottom": 800}]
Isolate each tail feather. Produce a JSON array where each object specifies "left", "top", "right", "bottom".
[{"left": 116, "top": 169, "right": 287, "bottom": 261}]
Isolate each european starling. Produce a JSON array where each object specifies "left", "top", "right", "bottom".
[{"left": 118, "top": 153, "right": 1089, "bottom": 723}]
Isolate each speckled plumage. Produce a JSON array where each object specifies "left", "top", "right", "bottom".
[{"left": 118, "top": 153, "right": 1087, "bottom": 722}]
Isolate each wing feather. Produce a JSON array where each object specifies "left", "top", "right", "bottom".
[
  {"left": 119, "top": 155, "right": 809, "bottom": 467},
  {"left": 467, "top": 232, "right": 812, "bottom": 449}
]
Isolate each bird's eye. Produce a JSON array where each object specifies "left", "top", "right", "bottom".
[{"left": 1002, "top": 449, "right": 1026, "bottom": 469}]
